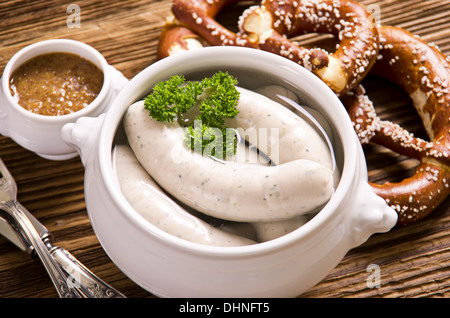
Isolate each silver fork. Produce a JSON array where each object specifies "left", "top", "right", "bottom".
[{"left": 0, "top": 158, "right": 125, "bottom": 298}]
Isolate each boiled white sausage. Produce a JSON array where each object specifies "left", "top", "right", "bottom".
[
  {"left": 124, "top": 87, "right": 334, "bottom": 222},
  {"left": 114, "top": 144, "right": 255, "bottom": 246}
]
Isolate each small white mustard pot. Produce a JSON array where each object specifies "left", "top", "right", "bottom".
[{"left": 0, "top": 39, "right": 128, "bottom": 160}]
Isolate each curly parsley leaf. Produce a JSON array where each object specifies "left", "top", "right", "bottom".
[
  {"left": 144, "top": 71, "right": 240, "bottom": 159},
  {"left": 185, "top": 122, "right": 238, "bottom": 160},
  {"left": 144, "top": 74, "right": 203, "bottom": 122}
]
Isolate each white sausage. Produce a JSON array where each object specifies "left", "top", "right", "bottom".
[
  {"left": 227, "top": 87, "right": 333, "bottom": 169},
  {"left": 124, "top": 98, "right": 334, "bottom": 222},
  {"left": 255, "top": 85, "right": 341, "bottom": 187},
  {"left": 251, "top": 216, "right": 309, "bottom": 242},
  {"left": 114, "top": 144, "right": 255, "bottom": 246},
  {"left": 247, "top": 85, "right": 337, "bottom": 240}
]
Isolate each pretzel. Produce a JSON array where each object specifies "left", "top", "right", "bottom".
[
  {"left": 157, "top": 15, "right": 207, "bottom": 60},
  {"left": 341, "top": 26, "right": 450, "bottom": 226},
  {"left": 157, "top": 2, "right": 449, "bottom": 225},
  {"left": 168, "top": 0, "right": 379, "bottom": 96}
]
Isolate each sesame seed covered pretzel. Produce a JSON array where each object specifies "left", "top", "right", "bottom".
[
  {"left": 342, "top": 26, "right": 450, "bottom": 226},
  {"left": 165, "top": 0, "right": 379, "bottom": 96}
]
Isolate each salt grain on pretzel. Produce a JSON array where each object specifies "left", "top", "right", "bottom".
[{"left": 342, "top": 26, "right": 450, "bottom": 226}]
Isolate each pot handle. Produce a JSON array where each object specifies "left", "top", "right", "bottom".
[
  {"left": 61, "top": 114, "right": 105, "bottom": 167},
  {"left": 347, "top": 181, "right": 398, "bottom": 248}
]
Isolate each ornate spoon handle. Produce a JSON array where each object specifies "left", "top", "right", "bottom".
[
  {"left": 50, "top": 246, "right": 125, "bottom": 298},
  {"left": 0, "top": 157, "right": 125, "bottom": 298},
  {"left": 4, "top": 200, "right": 83, "bottom": 298}
]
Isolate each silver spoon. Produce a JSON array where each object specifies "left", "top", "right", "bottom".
[{"left": 0, "top": 157, "right": 125, "bottom": 298}]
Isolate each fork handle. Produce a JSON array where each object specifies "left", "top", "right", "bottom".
[
  {"left": 49, "top": 245, "right": 125, "bottom": 298},
  {"left": 5, "top": 200, "right": 83, "bottom": 298}
]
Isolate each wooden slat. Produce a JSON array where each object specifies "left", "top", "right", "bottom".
[{"left": 0, "top": 0, "right": 449, "bottom": 298}]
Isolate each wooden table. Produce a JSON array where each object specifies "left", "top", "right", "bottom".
[{"left": 0, "top": 0, "right": 449, "bottom": 298}]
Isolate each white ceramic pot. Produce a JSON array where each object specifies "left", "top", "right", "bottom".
[
  {"left": 62, "top": 46, "right": 397, "bottom": 297},
  {"left": 0, "top": 39, "right": 128, "bottom": 160}
]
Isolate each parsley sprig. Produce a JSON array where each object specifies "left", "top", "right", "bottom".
[{"left": 144, "top": 71, "right": 240, "bottom": 159}]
